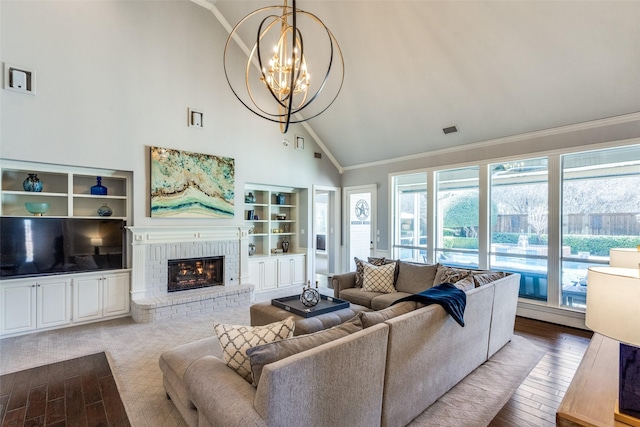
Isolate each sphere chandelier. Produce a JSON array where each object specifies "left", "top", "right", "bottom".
[{"left": 223, "top": 0, "right": 344, "bottom": 134}]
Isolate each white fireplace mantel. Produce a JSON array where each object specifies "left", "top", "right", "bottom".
[{"left": 127, "top": 225, "right": 250, "bottom": 300}]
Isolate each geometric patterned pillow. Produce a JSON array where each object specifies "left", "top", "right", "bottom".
[
  {"left": 362, "top": 262, "right": 396, "bottom": 293},
  {"left": 472, "top": 271, "right": 507, "bottom": 287},
  {"left": 433, "top": 265, "right": 471, "bottom": 286},
  {"left": 354, "top": 256, "right": 386, "bottom": 287},
  {"left": 452, "top": 276, "right": 475, "bottom": 291},
  {"left": 213, "top": 317, "right": 295, "bottom": 383}
]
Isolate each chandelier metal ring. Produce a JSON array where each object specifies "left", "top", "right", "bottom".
[{"left": 223, "top": 1, "right": 344, "bottom": 133}]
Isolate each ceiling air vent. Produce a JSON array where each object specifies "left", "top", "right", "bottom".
[{"left": 442, "top": 125, "right": 458, "bottom": 135}]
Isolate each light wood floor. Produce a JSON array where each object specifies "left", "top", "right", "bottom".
[{"left": 490, "top": 317, "right": 593, "bottom": 426}]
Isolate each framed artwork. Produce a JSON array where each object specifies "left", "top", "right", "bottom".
[{"left": 150, "top": 146, "right": 235, "bottom": 218}]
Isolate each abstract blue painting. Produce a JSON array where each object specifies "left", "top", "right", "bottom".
[{"left": 150, "top": 146, "right": 235, "bottom": 218}]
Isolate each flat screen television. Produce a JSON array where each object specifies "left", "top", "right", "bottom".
[{"left": 0, "top": 217, "right": 125, "bottom": 279}]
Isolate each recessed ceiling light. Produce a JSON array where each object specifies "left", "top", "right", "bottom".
[{"left": 442, "top": 125, "right": 458, "bottom": 135}]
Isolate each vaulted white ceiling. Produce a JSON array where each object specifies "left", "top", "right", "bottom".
[{"left": 208, "top": 1, "right": 640, "bottom": 168}]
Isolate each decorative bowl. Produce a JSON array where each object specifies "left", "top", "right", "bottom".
[{"left": 25, "top": 202, "right": 50, "bottom": 216}]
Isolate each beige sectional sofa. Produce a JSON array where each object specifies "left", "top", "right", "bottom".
[{"left": 159, "top": 262, "right": 520, "bottom": 427}]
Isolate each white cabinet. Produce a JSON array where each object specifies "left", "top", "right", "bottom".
[
  {"left": 0, "top": 281, "right": 36, "bottom": 334},
  {"left": 250, "top": 254, "right": 305, "bottom": 292},
  {"left": 102, "top": 273, "right": 130, "bottom": 317},
  {"left": 73, "top": 272, "right": 130, "bottom": 321},
  {"left": 277, "top": 255, "right": 306, "bottom": 287},
  {"left": 37, "top": 279, "right": 72, "bottom": 328},
  {"left": 0, "top": 278, "right": 71, "bottom": 335},
  {"left": 248, "top": 258, "right": 278, "bottom": 291},
  {"left": 0, "top": 271, "right": 129, "bottom": 337},
  {"left": 73, "top": 276, "right": 103, "bottom": 322}
]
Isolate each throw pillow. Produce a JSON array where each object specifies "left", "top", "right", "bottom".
[
  {"left": 433, "top": 265, "right": 471, "bottom": 286},
  {"left": 213, "top": 317, "right": 295, "bottom": 383},
  {"left": 362, "top": 262, "right": 397, "bottom": 293},
  {"left": 472, "top": 271, "right": 507, "bottom": 287},
  {"left": 354, "top": 256, "right": 386, "bottom": 287},
  {"left": 394, "top": 261, "right": 438, "bottom": 294},
  {"left": 247, "top": 317, "right": 363, "bottom": 387},
  {"left": 452, "top": 276, "right": 475, "bottom": 291},
  {"left": 359, "top": 301, "right": 417, "bottom": 328}
]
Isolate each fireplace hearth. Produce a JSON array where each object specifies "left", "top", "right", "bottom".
[{"left": 168, "top": 256, "right": 223, "bottom": 292}]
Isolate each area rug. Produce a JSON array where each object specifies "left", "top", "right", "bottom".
[
  {"left": 0, "top": 352, "right": 130, "bottom": 427},
  {"left": 408, "top": 335, "right": 545, "bottom": 427}
]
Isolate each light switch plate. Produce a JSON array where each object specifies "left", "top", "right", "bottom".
[
  {"left": 188, "top": 108, "right": 203, "bottom": 128},
  {"left": 3, "top": 63, "right": 36, "bottom": 95}
]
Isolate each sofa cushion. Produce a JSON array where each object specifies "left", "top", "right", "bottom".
[
  {"left": 360, "top": 301, "right": 417, "bottom": 328},
  {"left": 339, "top": 288, "right": 382, "bottom": 308},
  {"left": 247, "top": 317, "right": 363, "bottom": 386},
  {"left": 395, "top": 261, "right": 438, "bottom": 294},
  {"left": 472, "top": 271, "right": 507, "bottom": 287},
  {"left": 371, "top": 292, "right": 412, "bottom": 310},
  {"left": 213, "top": 316, "right": 295, "bottom": 383},
  {"left": 354, "top": 256, "right": 386, "bottom": 287},
  {"left": 362, "top": 262, "right": 397, "bottom": 293},
  {"left": 433, "top": 265, "right": 472, "bottom": 286}
]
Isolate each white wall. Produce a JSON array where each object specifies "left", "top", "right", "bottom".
[{"left": 0, "top": 1, "right": 341, "bottom": 226}]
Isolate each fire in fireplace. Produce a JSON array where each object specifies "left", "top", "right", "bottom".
[{"left": 168, "top": 256, "right": 223, "bottom": 292}]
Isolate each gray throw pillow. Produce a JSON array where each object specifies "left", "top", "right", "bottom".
[
  {"left": 247, "top": 317, "right": 364, "bottom": 387},
  {"left": 394, "top": 262, "right": 438, "bottom": 294}
]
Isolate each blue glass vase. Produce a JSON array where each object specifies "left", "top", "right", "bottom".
[
  {"left": 23, "top": 174, "right": 43, "bottom": 192},
  {"left": 91, "top": 176, "right": 108, "bottom": 195}
]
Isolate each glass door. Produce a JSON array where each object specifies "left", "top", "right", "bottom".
[{"left": 344, "top": 185, "right": 376, "bottom": 271}]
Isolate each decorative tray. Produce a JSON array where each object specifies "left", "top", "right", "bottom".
[{"left": 271, "top": 294, "right": 350, "bottom": 318}]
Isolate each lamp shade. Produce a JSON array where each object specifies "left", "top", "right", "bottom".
[
  {"left": 90, "top": 238, "right": 103, "bottom": 247},
  {"left": 586, "top": 267, "right": 640, "bottom": 347},
  {"left": 610, "top": 248, "right": 640, "bottom": 269}
]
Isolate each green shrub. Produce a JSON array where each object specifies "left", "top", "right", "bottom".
[{"left": 562, "top": 235, "right": 640, "bottom": 256}]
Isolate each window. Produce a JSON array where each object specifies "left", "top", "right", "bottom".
[
  {"left": 561, "top": 146, "right": 640, "bottom": 308},
  {"left": 389, "top": 143, "right": 639, "bottom": 316},
  {"left": 391, "top": 173, "right": 427, "bottom": 262},
  {"left": 435, "top": 167, "right": 479, "bottom": 268},
  {"left": 489, "top": 158, "right": 548, "bottom": 301}
]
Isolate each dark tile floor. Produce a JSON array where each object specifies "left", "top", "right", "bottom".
[{"left": 0, "top": 352, "right": 130, "bottom": 427}]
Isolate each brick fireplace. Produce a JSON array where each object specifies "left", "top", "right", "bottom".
[{"left": 127, "top": 226, "right": 253, "bottom": 322}]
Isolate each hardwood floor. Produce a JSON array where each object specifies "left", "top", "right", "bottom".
[
  {"left": 0, "top": 352, "right": 130, "bottom": 427},
  {"left": 490, "top": 317, "right": 593, "bottom": 427}
]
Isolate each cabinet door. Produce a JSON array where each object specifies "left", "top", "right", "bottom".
[
  {"left": 37, "top": 279, "right": 71, "bottom": 328},
  {"left": 73, "top": 276, "right": 103, "bottom": 322},
  {"left": 103, "top": 273, "right": 129, "bottom": 317},
  {"left": 278, "top": 258, "right": 294, "bottom": 287},
  {"left": 248, "top": 260, "right": 262, "bottom": 290},
  {"left": 292, "top": 256, "right": 306, "bottom": 285},
  {"left": 0, "top": 282, "right": 36, "bottom": 334},
  {"left": 262, "top": 259, "right": 278, "bottom": 290}
]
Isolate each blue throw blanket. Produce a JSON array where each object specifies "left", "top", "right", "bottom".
[{"left": 390, "top": 283, "right": 467, "bottom": 327}]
